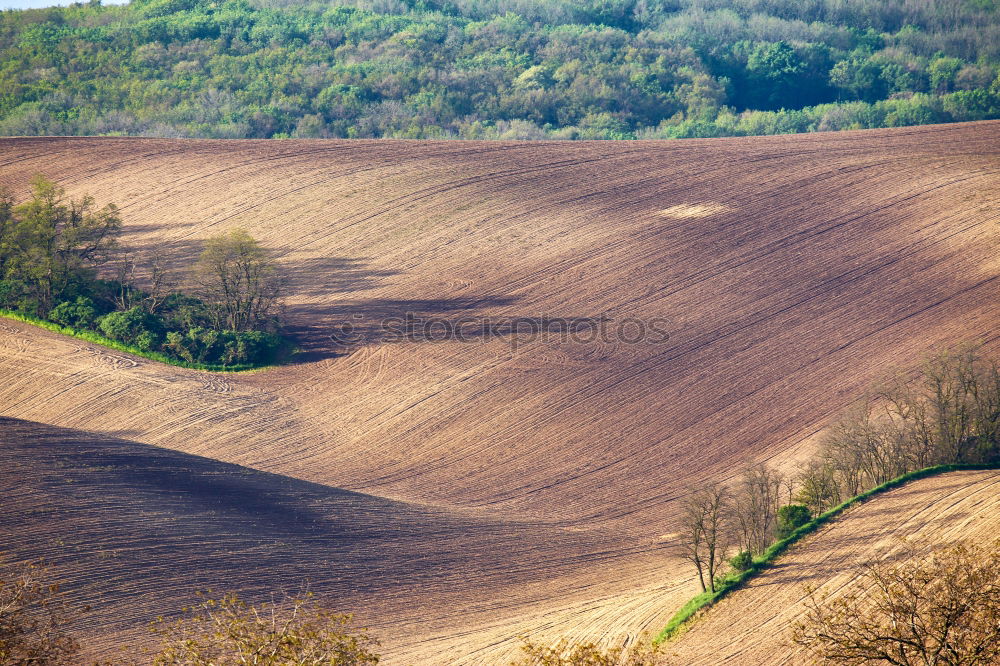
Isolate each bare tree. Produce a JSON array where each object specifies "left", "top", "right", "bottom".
[
  {"left": 822, "top": 398, "right": 911, "bottom": 494},
  {"left": 969, "top": 355, "right": 1000, "bottom": 462},
  {"left": 875, "top": 373, "right": 938, "bottom": 471},
  {"left": 109, "top": 244, "right": 175, "bottom": 314},
  {"left": 110, "top": 244, "right": 139, "bottom": 311},
  {"left": 825, "top": 346, "right": 1000, "bottom": 496},
  {"left": 921, "top": 349, "right": 979, "bottom": 464},
  {"left": 144, "top": 248, "right": 174, "bottom": 314},
  {"left": 679, "top": 483, "right": 731, "bottom": 593},
  {"left": 732, "top": 465, "right": 783, "bottom": 555},
  {"left": 792, "top": 540, "right": 1000, "bottom": 665}
]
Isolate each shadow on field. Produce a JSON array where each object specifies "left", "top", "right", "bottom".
[
  {"left": 0, "top": 417, "right": 629, "bottom": 636},
  {"left": 284, "top": 294, "right": 535, "bottom": 363},
  {"left": 123, "top": 238, "right": 609, "bottom": 363}
]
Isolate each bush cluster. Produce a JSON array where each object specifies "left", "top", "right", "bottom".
[
  {"left": 0, "top": 568, "right": 380, "bottom": 666},
  {"left": 0, "top": 177, "right": 285, "bottom": 368}
]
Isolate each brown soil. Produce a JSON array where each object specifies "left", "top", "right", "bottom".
[{"left": 1, "top": 122, "right": 999, "bottom": 662}]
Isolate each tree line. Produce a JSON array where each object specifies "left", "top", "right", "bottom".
[
  {"left": 0, "top": 176, "right": 286, "bottom": 367},
  {"left": 0, "top": 0, "right": 998, "bottom": 140},
  {"left": 679, "top": 345, "right": 1000, "bottom": 595}
]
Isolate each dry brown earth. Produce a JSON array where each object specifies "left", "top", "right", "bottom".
[{"left": 1, "top": 122, "right": 999, "bottom": 662}]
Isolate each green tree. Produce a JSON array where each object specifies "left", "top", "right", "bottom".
[
  {"left": 830, "top": 57, "right": 888, "bottom": 103},
  {"left": 794, "top": 460, "right": 842, "bottom": 516},
  {"left": 929, "top": 56, "right": 962, "bottom": 94},
  {"left": 2, "top": 176, "right": 120, "bottom": 316},
  {"left": 49, "top": 296, "right": 98, "bottom": 330},
  {"left": 746, "top": 41, "right": 807, "bottom": 110},
  {"left": 775, "top": 504, "right": 811, "bottom": 540},
  {"left": 195, "top": 229, "right": 283, "bottom": 333},
  {"left": 728, "top": 549, "right": 753, "bottom": 572}
]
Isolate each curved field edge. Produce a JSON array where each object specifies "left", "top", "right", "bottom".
[
  {"left": 654, "top": 462, "right": 1000, "bottom": 643},
  {"left": 0, "top": 310, "right": 286, "bottom": 372}
]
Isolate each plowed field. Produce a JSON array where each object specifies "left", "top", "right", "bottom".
[
  {"left": 664, "top": 469, "right": 1000, "bottom": 665},
  {"left": 2, "top": 122, "right": 999, "bottom": 662}
]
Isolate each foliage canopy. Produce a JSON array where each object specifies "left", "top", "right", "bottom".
[{"left": 1, "top": 0, "right": 999, "bottom": 139}]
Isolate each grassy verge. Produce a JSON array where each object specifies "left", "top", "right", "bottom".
[
  {"left": 0, "top": 309, "right": 280, "bottom": 372},
  {"left": 654, "top": 462, "right": 1000, "bottom": 644}
]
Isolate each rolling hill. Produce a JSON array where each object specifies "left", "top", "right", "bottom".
[
  {"left": 1, "top": 120, "right": 999, "bottom": 662},
  {"left": 1, "top": 416, "right": 676, "bottom": 663}
]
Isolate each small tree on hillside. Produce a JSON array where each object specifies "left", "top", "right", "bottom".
[
  {"left": 792, "top": 540, "right": 1000, "bottom": 665},
  {"left": 195, "top": 229, "right": 283, "bottom": 332},
  {"left": 679, "top": 483, "right": 731, "bottom": 594},
  {"left": 732, "top": 465, "right": 783, "bottom": 555},
  {"left": 794, "top": 460, "right": 842, "bottom": 516}
]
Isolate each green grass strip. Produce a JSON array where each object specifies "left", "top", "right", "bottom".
[
  {"left": 654, "top": 462, "right": 1000, "bottom": 644},
  {"left": 0, "top": 309, "right": 278, "bottom": 372}
]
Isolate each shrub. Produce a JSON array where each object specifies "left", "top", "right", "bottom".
[
  {"left": 165, "top": 328, "right": 282, "bottom": 366},
  {"left": 159, "top": 292, "right": 213, "bottom": 331},
  {"left": 0, "top": 558, "right": 78, "bottom": 665},
  {"left": 164, "top": 327, "right": 222, "bottom": 364},
  {"left": 512, "top": 637, "right": 660, "bottom": 666},
  {"left": 49, "top": 297, "right": 98, "bottom": 330},
  {"left": 98, "top": 306, "right": 163, "bottom": 348},
  {"left": 775, "top": 504, "right": 811, "bottom": 540},
  {"left": 222, "top": 330, "right": 282, "bottom": 365},
  {"left": 728, "top": 549, "right": 753, "bottom": 572}
]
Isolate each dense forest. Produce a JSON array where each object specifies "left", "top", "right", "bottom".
[{"left": 0, "top": 0, "right": 999, "bottom": 139}]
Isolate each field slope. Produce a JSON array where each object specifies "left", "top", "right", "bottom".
[
  {"left": 1, "top": 121, "right": 999, "bottom": 662},
  {"left": 1, "top": 416, "right": 674, "bottom": 662},
  {"left": 663, "top": 469, "right": 1000, "bottom": 664}
]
